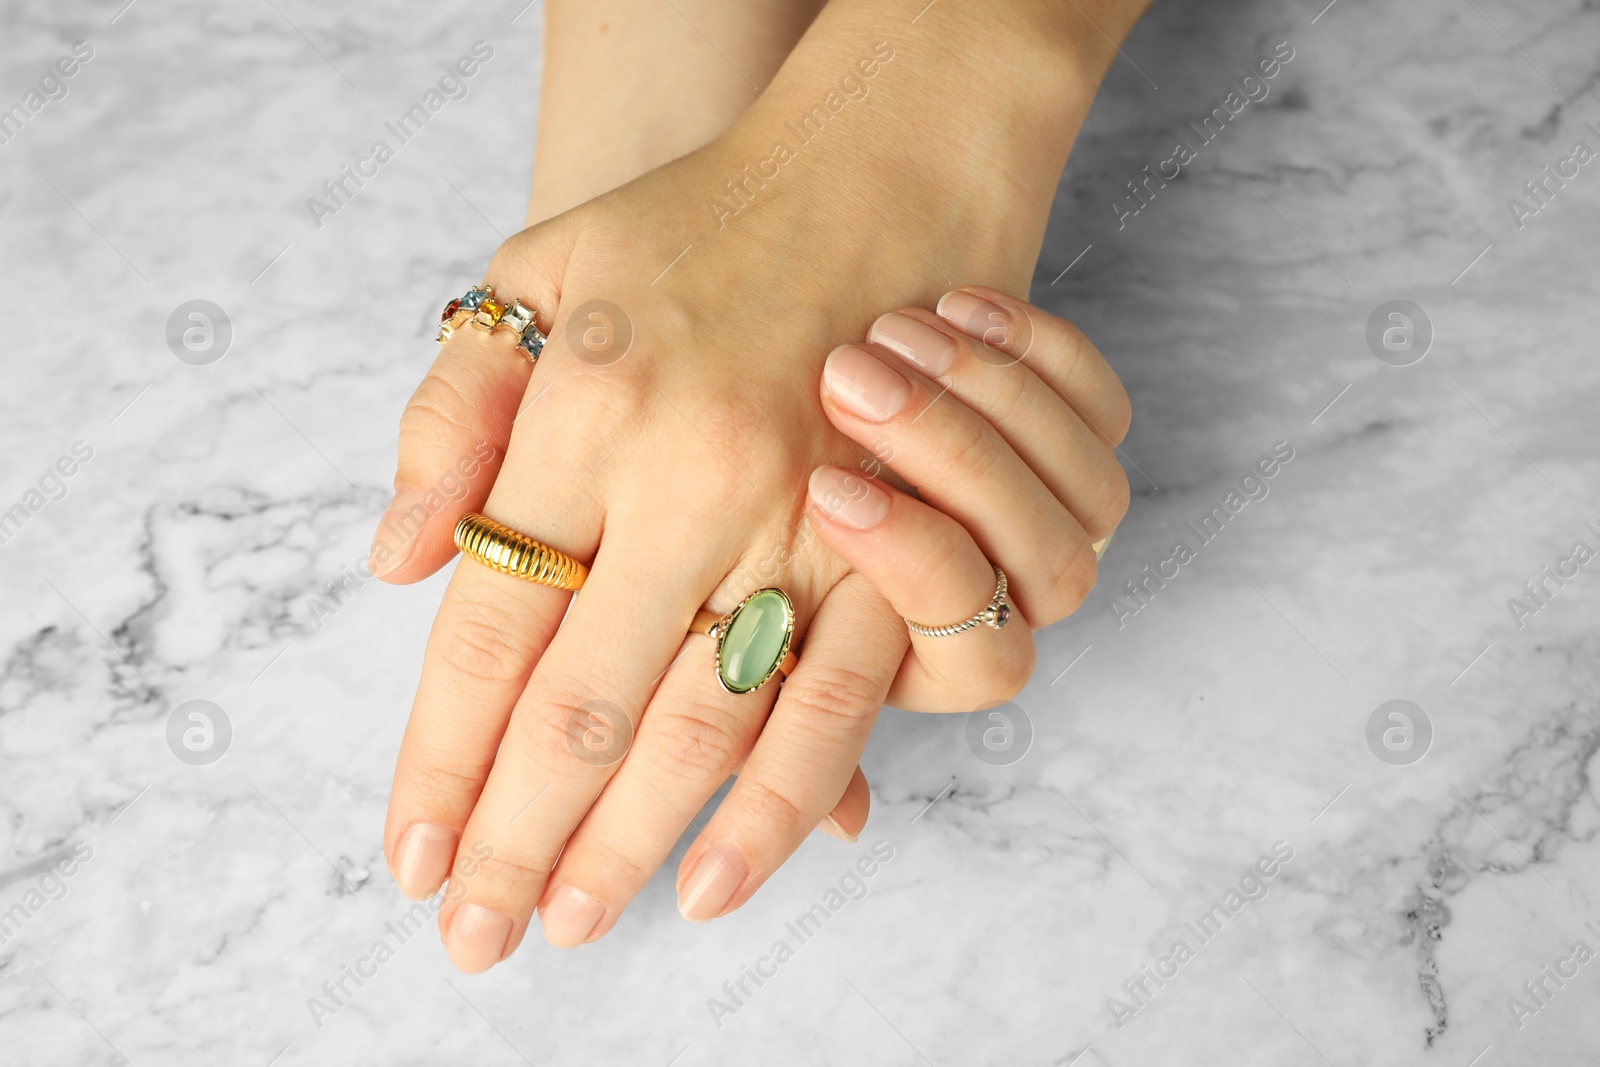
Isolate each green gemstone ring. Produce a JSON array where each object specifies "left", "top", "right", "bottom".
[{"left": 691, "top": 588, "right": 798, "bottom": 695}]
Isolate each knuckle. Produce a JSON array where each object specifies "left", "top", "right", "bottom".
[
  {"left": 1087, "top": 465, "right": 1131, "bottom": 539},
  {"left": 1033, "top": 546, "right": 1097, "bottom": 625},
  {"left": 562, "top": 833, "right": 651, "bottom": 888},
  {"left": 901, "top": 521, "right": 974, "bottom": 600},
  {"left": 465, "top": 847, "right": 550, "bottom": 896},
  {"left": 517, "top": 691, "right": 631, "bottom": 775},
  {"left": 985, "top": 358, "right": 1034, "bottom": 426},
  {"left": 402, "top": 757, "right": 492, "bottom": 806},
  {"left": 938, "top": 407, "right": 1003, "bottom": 482},
  {"left": 400, "top": 370, "right": 477, "bottom": 446},
  {"left": 433, "top": 612, "right": 530, "bottom": 684},
  {"left": 642, "top": 706, "right": 749, "bottom": 784},
  {"left": 987, "top": 636, "right": 1037, "bottom": 702},
  {"left": 1051, "top": 318, "right": 1093, "bottom": 385},
  {"left": 734, "top": 777, "right": 806, "bottom": 838},
  {"left": 783, "top": 663, "right": 881, "bottom": 739}
]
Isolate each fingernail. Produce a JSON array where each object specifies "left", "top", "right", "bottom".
[
  {"left": 393, "top": 823, "right": 457, "bottom": 900},
  {"left": 869, "top": 311, "right": 958, "bottom": 376},
  {"left": 369, "top": 488, "right": 428, "bottom": 578},
  {"left": 540, "top": 885, "right": 607, "bottom": 948},
  {"left": 808, "top": 467, "right": 890, "bottom": 530},
  {"left": 937, "top": 291, "right": 1013, "bottom": 349},
  {"left": 824, "top": 345, "right": 911, "bottom": 422},
  {"left": 817, "top": 813, "right": 859, "bottom": 842},
  {"left": 445, "top": 902, "right": 513, "bottom": 973},
  {"left": 677, "top": 848, "right": 748, "bottom": 923}
]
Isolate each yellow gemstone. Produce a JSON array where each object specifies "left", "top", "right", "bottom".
[{"left": 480, "top": 299, "right": 504, "bottom": 322}]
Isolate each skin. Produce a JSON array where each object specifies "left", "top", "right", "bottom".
[
  {"left": 375, "top": 0, "right": 1150, "bottom": 970},
  {"left": 526, "top": 0, "right": 828, "bottom": 226}
]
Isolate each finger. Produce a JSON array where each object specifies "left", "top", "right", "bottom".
[
  {"left": 934, "top": 285, "right": 1132, "bottom": 448},
  {"left": 371, "top": 220, "right": 573, "bottom": 587},
  {"left": 821, "top": 343, "right": 1099, "bottom": 626},
  {"left": 370, "top": 332, "right": 527, "bottom": 585},
  {"left": 383, "top": 372, "right": 609, "bottom": 903},
  {"left": 534, "top": 694, "right": 864, "bottom": 953},
  {"left": 807, "top": 466, "right": 1035, "bottom": 712},
  {"left": 531, "top": 623, "right": 779, "bottom": 948},
  {"left": 819, "top": 764, "right": 870, "bottom": 841},
  {"left": 866, "top": 308, "right": 1129, "bottom": 542},
  {"left": 734, "top": 756, "right": 870, "bottom": 841},
  {"left": 382, "top": 363, "right": 617, "bottom": 908},
  {"left": 677, "top": 573, "right": 900, "bottom": 922},
  {"left": 438, "top": 523, "right": 723, "bottom": 972},
  {"left": 382, "top": 554, "right": 575, "bottom": 901}
]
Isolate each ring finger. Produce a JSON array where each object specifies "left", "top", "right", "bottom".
[{"left": 808, "top": 466, "right": 1035, "bottom": 711}]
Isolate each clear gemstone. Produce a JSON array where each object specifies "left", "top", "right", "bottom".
[{"left": 501, "top": 301, "right": 535, "bottom": 333}]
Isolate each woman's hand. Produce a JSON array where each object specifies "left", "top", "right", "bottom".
[
  {"left": 809, "top": 287, "right": 1129, "bottom": 712},
  {"left": 374, "top": 0, "right": 1149, "bottom": 970}
]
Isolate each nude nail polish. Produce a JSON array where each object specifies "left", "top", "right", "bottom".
[
  {"left": 817, "top": 813, "right": 860, "bottom": 842},
  {"left": 369, "top": 488, "right": 428, "bottom": 577},
  {"left": 541, "top": 885, "right": 608, "bottom": 948},
  {"left": 445, "top": 902, "right": 513, "bottom": 974},
  {"left": 393, "top": 822, "right": 458, "bottom": 900},
  {"left": 869, "top": 311, "right": 958, "bottom": 376},
  {"left": 936, "top": 291, "right": 1013, "bottom": 349},
  {"left": 809, "top": 467, "right": 890, "bottom": 530},
  {"left": 678, "top": 848, "right": 748, "bottom": 923},
  {"left": 824, "top": 345, "right": 912, "bottom": 422}
]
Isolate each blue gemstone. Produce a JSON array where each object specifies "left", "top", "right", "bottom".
[
  {"left": 519, "top": 330, "right": 545, "bottom": 359},
  {"left": 461, "top": 287, "right": 488, "bottom": 311}
]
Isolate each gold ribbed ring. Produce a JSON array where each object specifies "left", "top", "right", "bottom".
[{"left": 453, "top": 513, "right": 588, "bottom": 590}]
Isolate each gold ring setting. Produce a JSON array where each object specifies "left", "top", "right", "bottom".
[
  {"left": 438, "top": 284, "right": 547, "bottom": 363},
  {"left": 453, "top": 513, "right": 587, "bottom": 591},
  {"left": 905, "top": 565, "right": 1011, "bottom": 638},
  {"left": 452, "top": 512, "right": 794, "bottom": 692},
  {"left": 690, "top": 588, "right": 798, "bottom": 694}
]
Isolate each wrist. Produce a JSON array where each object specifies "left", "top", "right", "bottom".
[{"left": 722, "top": 5, "right": 1110, "bottom": 290}]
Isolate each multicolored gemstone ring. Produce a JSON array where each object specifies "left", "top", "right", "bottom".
[{"left": 437, "top": 284, "right": 547, "bottom": 364}]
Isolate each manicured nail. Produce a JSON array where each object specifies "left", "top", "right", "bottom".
[
  {"left": 870, "top": 310, "right": 953, "bottom": 377},
  {"left": 817, "top": 813, "right": 859, "bottom": 842},
  {"left": 937, "top": 291, "right": 1013, "bottom": 349},
  {"left": 677, "top": 848, "right": 748, "bottom": 923},
  {"left": 540, "top": 885, "right": 607, "bottom": 948},
  {"left": 824, "top": 345, "right": 911, "bottom": 422},
  {"left": 809, "top": 467, "right": 890, "bottom": 530},
  {"left": 392, "top": 823, "right": 457, "bottom": 900},
  {"left": 369, "top": 488, "right": 428, "bottom": 578},
  {"left": 869, "top": 311, "right": 958, "bottom": 376},
  {"left": 445, "top": 902, "right": 513, "bottom": 973}
]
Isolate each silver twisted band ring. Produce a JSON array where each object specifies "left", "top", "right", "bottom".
[{"left": 905, "top": 565, "right": 1011, "bottom": 638}]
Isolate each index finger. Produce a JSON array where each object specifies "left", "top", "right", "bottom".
[{"left": 370, "top": 325, "right": 533, "bottom": 585}]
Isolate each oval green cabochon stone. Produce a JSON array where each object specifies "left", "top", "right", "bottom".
[{"left": 718, "top": 589, "right": 793, "bottom": 693}]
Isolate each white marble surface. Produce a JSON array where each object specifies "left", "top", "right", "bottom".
[{"left": 3, "top": 0, "right": 1599, "bottom": 1064}]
